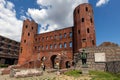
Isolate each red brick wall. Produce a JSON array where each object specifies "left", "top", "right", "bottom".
[
  {"left": 73, "top": 3, "right": 96, "bottom": 53},
  {"left": 31, "top": 27, "right": 73, "bottom": 69},
  {"left": 18, "top": 3, "right": 96, "bottom": 69},
  {"left": 18, "top": 19, "right": 38, "bottom": 65}
]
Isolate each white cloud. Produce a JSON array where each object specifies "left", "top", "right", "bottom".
[
  {"left": 96, "top": 0, "right": 109, "bottom": 7},
  {"left": 0, "top": 0, "right": 22, "bottom": 41},
  {"left": 27, "top": 0, "right": 88, "bottom": 33}
]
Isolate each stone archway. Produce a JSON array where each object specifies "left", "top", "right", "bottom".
[
  {"left": 50, "top": 55, "right": 57, "bottom": 68},
  {"left": 65, "top": 61, "right": 71, "bottom": 68}
]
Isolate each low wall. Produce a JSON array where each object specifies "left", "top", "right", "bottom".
[
  {"left": 106, "top": 61, "right": 120, "bottom": 73},
  {"left": 74, "top": 47, "right": 120, "bottom": 72}
]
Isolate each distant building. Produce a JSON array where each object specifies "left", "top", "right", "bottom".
[
  {"left": 18, "top": 3, "right": 96, "bottom": 68},
  {"left": 0, "top": 35, "right": 20, "bottom": 65}
]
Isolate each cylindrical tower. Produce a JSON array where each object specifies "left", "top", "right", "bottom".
[
  {"left": 73, "top": 3, "right": 96, "bottom": 53},
  {"left": 18, "top": 19, "right": 38, "bottom": 65}
]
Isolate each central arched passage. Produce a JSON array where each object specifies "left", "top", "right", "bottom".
[{"left": 50, "top": 55, "right": 57, "bottom": 68}]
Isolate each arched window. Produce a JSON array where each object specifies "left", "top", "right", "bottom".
[
  {"left": 28, "top": 33, "right": 30, "bottom": 36},
  {"left": 60, "top": 43, "right": 62, "bottom": 48},
  {"left": 69, "top": 42, "right": 72, "bottom": 47},
  {"left": 26, "top": 25, "right": 28, "bottom": 28},
  {"left": 64, "top": 42, "right": 67, "bottom": 48},
  {"left": 86, "top": 7, "right": 88, "bottom": 11},
  {"left": 50, "top": 44, "right": 52, "bottom": 49},
  {"left": 87, "top": 28, "right": 90, "bottom": 33},
  {"left": 54, "top": 44, "right": 57, "bottom": 49},
  {"left": 60, "top": 34, "right": 62, "bottom": 39},
  {"left": 42, "top": 46, "right": 44, "bottom": 50},
  {"left": 64, "top": 33, "right": 67, "bottom": 38},
  {"left": 69, "top": 32, "right": 72, "bottom": 38},
  {"left": 46, "top": 45, "right": 48, "bottom": 50},
  {"left": 82, "top": 18, "right": 84, "bottom": 22}
]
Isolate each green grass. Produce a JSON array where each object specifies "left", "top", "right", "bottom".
[
  {"left": 64, "top": 70, "right": 82, "bottom": 77},
  {"left": 89, "top": 70, "right": 120, "bottom": 80}
]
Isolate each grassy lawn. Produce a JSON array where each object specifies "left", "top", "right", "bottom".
[
  {"left": 64, "top": 70, "right": 120, "bottom": 80},
  {"left": 64, "top": 70, "right": 82, "bottom": 77},
  {"left": 89, "top": 70, "right": 120, "bottom": 80}
]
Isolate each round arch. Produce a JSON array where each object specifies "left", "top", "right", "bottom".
[
  {"left": 65, "top": 61, "right": 71, "bottom": 68},
  {"left": 50, "top": 55, "right": 57, "bottom": 68}
]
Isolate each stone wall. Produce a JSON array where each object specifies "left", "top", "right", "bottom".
[
  {"left": 106, "top": 61, "right": 120, "bottom": 73},
  {"left": 74, "top": 47, "right": 120, "bottom": 72}
]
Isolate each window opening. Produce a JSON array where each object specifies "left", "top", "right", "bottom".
[
  {"left": 64, "top": 42, "right": 67, "bottom": 48},
  {"left": 87, "top": 28, "right": 90, "bottom": 33},
  {"left": 78, "top": 30, "right": 80, "bottom": 34},
  {"left": 69, "top": 42, "right": 72, "bottom": 47},
  {"left": 60, "top": 44, "right": 62, "bottom": 48},
  {"left": 82, "top": 18, "right": 84, "bottom": 22}
]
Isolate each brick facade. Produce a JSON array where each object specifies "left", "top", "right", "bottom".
[{"left": 18, "top": 3, "right": 96, "bottom": 69}]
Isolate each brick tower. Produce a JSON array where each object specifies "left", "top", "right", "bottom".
[
  {"left": 73, "top": 3, "right": 96, "bottom": 53},
  {"left": 18, "top": 19, "right": 38, "bottom": 65}
]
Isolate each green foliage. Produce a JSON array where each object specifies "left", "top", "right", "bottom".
[
  {"left": 0, "top": 64, "right": 8, "bottom": 68},
  {"left": 89, "top": 70, "right": 120, "bottom": 80},
  {"left": 64, "top": 70, "right": 82, "bottom": 77}
]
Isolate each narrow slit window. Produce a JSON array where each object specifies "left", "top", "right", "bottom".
[
  {"left": 92, "top": 40, "right": 95, "bottom": 45},
  {"left": 82, "top": 18, "right": 84, "bottom": 22},
  {"left": 78, "top": 30, "right": 80, "bottom": 34},
  {"left": 26, "top": 25, "right": 28, "bottom": 28},
  {"left": 32, "top": 27, "right": 33, "bottom": 30},
  {"left": 87, "top": 28, "right": 90, "bottom": 33},
  {"left": 86, "top": 7, "right": 88, "bottom": 11},
  {"left": 90, "top": 18, "right": 93, "bottom": 23},
  {"left": 78, "top": 9, "right": 79, "bottom": 14}
]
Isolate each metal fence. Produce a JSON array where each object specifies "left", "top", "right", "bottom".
[{"left": 105, "top": 61, "right": 120, "bottom": 73}]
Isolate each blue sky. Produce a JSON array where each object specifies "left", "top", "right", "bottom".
[{"left": 0, "top": 0, "right": 120, "bottom": 46}]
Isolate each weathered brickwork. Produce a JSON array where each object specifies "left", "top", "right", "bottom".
[
  {"left": 18, "top": 3, "right": 96, "bottom": 69},
  {"left": 73, "top": 4, "right": 96, "bottom": 53}
]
